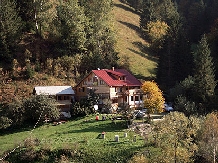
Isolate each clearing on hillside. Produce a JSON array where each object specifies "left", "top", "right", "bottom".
[{"left": 113, "top": 0, "right": 158, "bottom": 79}]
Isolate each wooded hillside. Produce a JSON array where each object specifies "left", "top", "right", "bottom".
[{"left": 1, "top": 0, "right": 218, "bottom": 114}]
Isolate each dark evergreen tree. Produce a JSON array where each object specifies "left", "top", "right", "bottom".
[
  {"left": 80, "top": 0, "right": 118, "bottom": 71},
  {"left": 55, "top": 0, "right": 87, "bottom": 55},
  {"left": 16, "top": 0, "right": 57, "bottom": 36},
  {"left": 0, "top": 0, "right": 22, "bottom": 68},
  {"left": 16, "top": 0, "right": 34, "bottom": 31},
  {"left": 140, "top": 0, "right": 159, "bottom": 30},
  {"left": 156, "top": 0, "right": 190, "bottom": 91},
  {"left": 187, "top": 0, "right": 206, "bottom": 43},
  {"left": 193, "top": 34, "right": 216, "bottom": 111}
]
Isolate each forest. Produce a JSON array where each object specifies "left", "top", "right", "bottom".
[
  {"left": 1, "top": 0, "right": 218, "bottom": 109},
  {"left": 1, "top": 0, "right": 218, "bottom": 162}
]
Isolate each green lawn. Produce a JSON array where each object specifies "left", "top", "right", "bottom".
[{"left": 0, "top": 114, "right": 151, "bottom": 162}]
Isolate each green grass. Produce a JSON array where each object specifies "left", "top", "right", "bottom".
[
  {"left": 113, "top": 0, "right": 158, "bottom": 79},
  {"left": 0, "top": 114, "right": 150, "bottom": 162}
]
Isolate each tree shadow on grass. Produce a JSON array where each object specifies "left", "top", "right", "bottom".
[
  {"left": 0, "top": 124, "right": 34, "bottom": 136},
  {"left": 128, "top": 48, "right": 158, "bottom": 63},
  {"left": 113, "top": 3, "right": 139, "bottom": 15},
  {"left": 65, "top": 120, "right": 127, "bottom": 134},
  {"left": 118, "top": 21, "right": 141, "bottom": 36}
]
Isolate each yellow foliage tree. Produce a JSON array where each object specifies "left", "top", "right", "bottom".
[
  {"left": 141, "top": 81, "right": 165, "bottom": 113},
  {"left": 146, "top": 20, "right": 169, "bottom": 43},
  {"left": 145, "top": 20, "right": 169, "bottom": 51}
]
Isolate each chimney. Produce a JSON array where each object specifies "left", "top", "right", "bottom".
[{"left": 112, "top": 67, "right": 114, "bottom": 71}]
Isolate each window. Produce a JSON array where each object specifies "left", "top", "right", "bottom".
[
  {"left": 120, "top": 76, "right": 125, "bottom": 80},
  {"left": 93, "top": 76, "right": 98, "bottom": 85},
  {"left": 57, "top": 96, "right": 62, "bottom": 100},
  {"left": 135, "top": 96, "right": 139, "bottom": 101},
  {"left": 100, "top": 80, "right": 105, "bottom": 85},
  {"left": 120, "top": 87, "right": 122, "bottom": 92},
  {"left": 131, "top": 96, "right": 134, "bottom": 101},
  {"left": 93, "top": 76, "right": 98, "bottom": 82},
  {"left": 64, "top": 96, "right": 70, "bottom": 100}
]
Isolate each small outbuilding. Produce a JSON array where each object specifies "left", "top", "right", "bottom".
[{"left": 33, "top": 86, "right": 75, "bottom": 112}]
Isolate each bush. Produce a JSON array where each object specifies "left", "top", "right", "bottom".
[
  {"left": 22, "top": 95, "right": 60, "bottom": 123},
  {"left": 0, "top": 116, "right": 12, "bottom": 129},
  {"left": 174, "top": 95, "right": 197, "bottom": 116}
]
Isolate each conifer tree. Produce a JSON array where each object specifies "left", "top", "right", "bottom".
[
  {"left": 156, "top": 0, "right": 187, "bottom": 90},
  {"left": 140, "top": 0, "right": 159, "bottom": 32},
  {"left": 193, "top": 34, "right": 216, "bottom": 105},
  {"left": 0, "top": 0, "right": 22, "bottom": 67},
  {"left": 16, "top": 0, "right": 58, "bottom": 37},
  {"left": 79, "top": 0, "right": 118, "bottom": 71},
  {"left": 55, "top": 0, "right": 87, "bottom": 55}
]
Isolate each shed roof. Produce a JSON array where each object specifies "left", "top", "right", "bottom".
[{"left": 34, "top": 86, "right": 74, "bottom": 95}]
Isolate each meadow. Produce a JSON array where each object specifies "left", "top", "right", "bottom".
[{"left": 0, "top": 114, "right": 152, "bottom": 162}]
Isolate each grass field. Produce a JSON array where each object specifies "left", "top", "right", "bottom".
[{"left": 0, "top": 114, "right": 154, "bottom": 162}]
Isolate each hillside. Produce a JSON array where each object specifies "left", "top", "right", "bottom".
[
  {"left": 113, "top": 0, "right": 157, "bottom": 79},
  {"left": 0, "top": 0, "right": 157, "bottom": 105}
]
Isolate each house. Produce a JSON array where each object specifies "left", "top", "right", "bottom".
[
  {"left": 33, "top": 86, "right": 75, "bottom": 112},
  {"left": 74, "top": 68, "right": 143, "bottom": 110}
]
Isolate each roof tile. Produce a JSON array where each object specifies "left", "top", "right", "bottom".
[{"left": 92, "top": 69, "right": 141, "bottom": 86}]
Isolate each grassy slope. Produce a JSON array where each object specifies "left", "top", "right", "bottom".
[
  {"left": 0, "top": 115, "right": 147, "bottom": 162},
  {"left": 113, "top": 0, "right": 157, "bottom": 79}
]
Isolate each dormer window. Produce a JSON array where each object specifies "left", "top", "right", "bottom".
[
  {"left": 100, "top": 79, "right": 105, "bottom": 85},
  {"left": 120, "top": 76, "right": 125, "bottom": 80}
]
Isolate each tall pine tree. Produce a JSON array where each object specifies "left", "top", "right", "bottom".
[
  {"left": 55, "top": 0, "right": 87, "bottom": 56},
  {"left": 80, "top": 0, "right": 118, "bottom": 71},
  {"left": 156, "top": 0, "right": 187, "bottom": 91},
  {"left": 193, "top": 34, "right": 216, "bottom": 108},
  {"left": 0, "top": 0, "right": 22, "bottom": 68}
]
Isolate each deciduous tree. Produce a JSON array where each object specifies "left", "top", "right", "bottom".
[
  {"left": 141, "top": 81, "right": 165, "bottom": 113},
  {"left": 198, "top": 112, "right": 218, "bottom": 163},
  {"left": 151, "top": 112, "right": 200, "bottom": 162},
  {"left": 80, "top": 0, "right": 118, "bottom": 71},
  {"left": 22, "top": 95, "right": 60, "bottom": 123}
]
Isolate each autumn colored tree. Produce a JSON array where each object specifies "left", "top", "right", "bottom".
[
  {"left": 197, "top": 112, "right": 218, "bottom": 163},
  {"left": 151, "top": 112, "right": 200, "bottom": 162},
  {"left": 145, "top": 20, "right": 169, "bottom": 51},
  {"left": 141, "top": 81, "right": 165, "bottom": 113}
]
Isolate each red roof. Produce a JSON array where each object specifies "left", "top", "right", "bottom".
[{"left": 92, "top": 69, "right": 142, "bottom": 86}]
